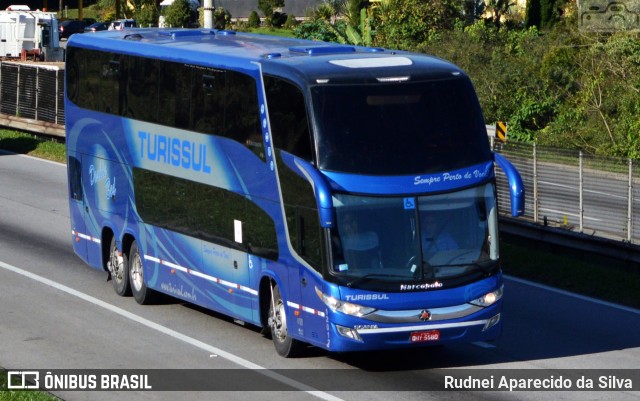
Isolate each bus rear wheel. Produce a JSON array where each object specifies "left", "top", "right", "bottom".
[
  {"left": 108, "top": 237, "right": 131, "bottom": 296},
  {"left": 269, "top": 283, "right": 303, "bottom": 358},
  {"left": 129, "top": 240, "right": 156, "bottom": 305}
]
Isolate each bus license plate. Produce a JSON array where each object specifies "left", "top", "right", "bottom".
[{"left": 410, "top": 330, "right": 440, "bottom": 343}]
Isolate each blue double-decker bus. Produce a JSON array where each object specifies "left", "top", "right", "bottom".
[{"left": 65, "top": 28, "right": 524, "bottom": 357}]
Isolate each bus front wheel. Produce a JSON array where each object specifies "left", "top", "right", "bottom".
[
  {"left": 129, "top": 240, "right": 156, "bottom": 305},
  {"left": 269, "top": 283, "right": 303, "bottom": 357},
  {"left": 108, "top": 237, "right": 131, "bottom": 296}
]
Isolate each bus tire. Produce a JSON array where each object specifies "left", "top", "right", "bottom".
[
  {"left": 129, "top": 240, "right": 156, "bottom": 305},
  {"left": 269, "top": 283, "right": 303, "bottom": 358},
  {"left": 109, "top": 237, "right": 131, "bottom": 296}
]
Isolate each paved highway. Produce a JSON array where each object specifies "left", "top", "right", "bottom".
[{"left": 0, "top": 152, "right": 639, "bottom": 400}]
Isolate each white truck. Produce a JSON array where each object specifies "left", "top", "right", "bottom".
[{"left": 0, "top": 5, "right": 64, "bottom": 61}]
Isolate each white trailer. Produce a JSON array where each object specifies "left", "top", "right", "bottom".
[{"left": 0, "top": 5, "right": 63, "bottom": 61}]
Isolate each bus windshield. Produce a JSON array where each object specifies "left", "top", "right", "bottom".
[
  {"left": 330, "top": 184, "right": 498, "bottom": 288},
  {"left": 312, "top": 78, "right": 491, "bottom": 175}
]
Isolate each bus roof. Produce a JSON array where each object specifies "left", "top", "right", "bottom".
[{"left": 68, "top": 28, "right": 467, "bottom": 84}]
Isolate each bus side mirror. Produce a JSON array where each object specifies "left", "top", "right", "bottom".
[
  {"left": 494, "top": 152, "right": 525, "bottom": 217},
  {"left": 288, "top": 157, "right": 335, "bottom": 228}
]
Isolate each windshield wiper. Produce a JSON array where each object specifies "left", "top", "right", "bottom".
[{"left": 346, "top": 273, "right": 410, "bottom": 288}]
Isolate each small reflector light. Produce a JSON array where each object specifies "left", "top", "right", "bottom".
[
  {"left": 316, "top": 79, "right": 330, "bottom": 84},
  {"left": 483, "top": 313, "right": 501, "bottom": 331},
  {"left": 376, "top": 76, "right": 410, "bottom": 83}
]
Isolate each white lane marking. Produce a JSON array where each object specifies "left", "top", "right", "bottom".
[
  {"left": 505, "top": 275, "right": 640, "bottom": 316},
  {"left": 0, "top": 260, "right": 344, "bottom": 401}
]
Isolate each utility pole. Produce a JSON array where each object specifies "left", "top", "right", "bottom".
[{"left": 203, "top": 0, "right": 213, "bottom": 28}]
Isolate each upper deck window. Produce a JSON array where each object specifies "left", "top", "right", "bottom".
[
  {"left": 264, "top": 75, "right": 314, "bottom": 162},
  {"left": 312, "top": 77, "right": 491, "bottom": 175}
]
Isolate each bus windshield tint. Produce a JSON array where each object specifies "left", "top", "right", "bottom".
[
  {"left": 330, "top": 184, "right": 498, "bottom": 287},
  {"left": 312, "top": 78, "right": 491, "bottom": 175}
]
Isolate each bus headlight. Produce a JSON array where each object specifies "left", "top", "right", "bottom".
[
  {"left": 469, "top": 285, "right": 503, "bottom": 307},
  {"left": 316, "top": 287, "right": 376, "bottom": 317}
]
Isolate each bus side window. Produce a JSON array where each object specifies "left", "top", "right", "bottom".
[
  {"left": 81, "top": 49, "right": 102, "bottom": 112},
  {"left": 223, "top": 71, "right": 261, "bottom": 156},
  {"left": 125, "top": 56, "right": 159, "bottom": 122},
  {"left": 156, "top": 62, "right": 191, "bottom": 130},
  {"left": 264, "top": 76, "right": 313, "bottom": 162},
  {"left": 65, "top": 50, "right": 80, "bottom": 106},
  {"left": 68, "top": 156, "right": 83, "bottom": 201},
  {"left": 191, "top": 68, "right": 262, "bottom": 160},
  {"left": 133, "top": 168, "right": 278, "bottom": 260},
  {"left": 100, "top": 55, "right": 122, "bottom": 115},
  {"left": 191, "top": 68, "right": 225, "bottom": 136}
]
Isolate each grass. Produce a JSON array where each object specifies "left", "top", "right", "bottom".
[{"left": 0, "top": 130, "right": 65, "bottom": 163}]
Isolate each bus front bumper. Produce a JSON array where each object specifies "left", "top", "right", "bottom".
[{"left": 326, "top": 303, "right": 502, "bottom": 352}]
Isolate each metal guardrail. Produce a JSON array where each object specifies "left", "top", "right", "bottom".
[
  {"left": 494, "top": 141, "right": 640, "bottom": 246},
  {"left": 0, "top": 61, "right": 65, "bottom": 137}
]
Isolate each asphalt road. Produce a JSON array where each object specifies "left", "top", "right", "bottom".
[{"left": 0, "top": 152, "right": 639, "bottom": 401}]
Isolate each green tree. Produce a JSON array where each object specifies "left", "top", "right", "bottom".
[
  {"left": 134, "top": 0, "right": 159, "bottom": 27},
  {"left": 525, "top": 0, "right": 541, "bottom": 27},
  {"left": 213, "top": 7, "right": 232, "bottom": 29},
  {"left": 373, "top": 0, "right": 461, "bottom": 49},
  {"left": 484, "top": 0, "right": 515, "bottom": 28},
  {"left": 258, "top": 0, "right": 285, "bottom": 26},
  {"left": 283, "top": 14, "right": 299, "bottom": 30},
  {"left": 162, "top": 0, "right": 192, "bottom": 27},
  {"left": 248, "top": 10, "right": 261, "bottom": 28},
  {"left": 344, "top": 7, "right": 373, "bottom": 46},
  {"left": 293, "top": 0, "right": 370, "bottom": 46},
  {"left": 540, "top": 0, "right": 562, "bottom": 28},
  {"left": 294, "top": 19, "right": 345, "bottom": 42}
]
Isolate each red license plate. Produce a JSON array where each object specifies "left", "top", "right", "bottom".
[{"left": 410, "top": 330, "right": 440, "bottom": 343}]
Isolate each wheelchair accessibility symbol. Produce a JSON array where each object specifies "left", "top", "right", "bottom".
[{"left": 404, "top": 197, "right": 415, "bottom": 210}]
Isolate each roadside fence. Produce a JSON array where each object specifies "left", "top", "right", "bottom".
[
  {"left": 495, "top": 141, "right": 640, "bottom": 245},
  {"left": 0, "top": 61, "right": 65, "bottom": 136}
]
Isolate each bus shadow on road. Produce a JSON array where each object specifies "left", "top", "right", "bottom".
[{"left": 0, "top": 136, "right": 39, "bottom": 156}]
